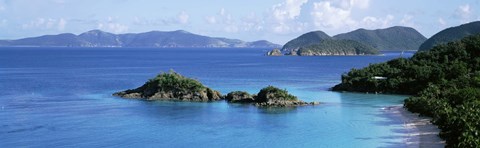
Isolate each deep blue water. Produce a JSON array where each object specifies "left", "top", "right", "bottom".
[{"left": 0, "top": 48, "right": 416, "bottom": 147}]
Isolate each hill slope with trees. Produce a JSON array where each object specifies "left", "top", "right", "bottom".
[{"left": 332, "top": 35, "right": 480, "bottom": 147}]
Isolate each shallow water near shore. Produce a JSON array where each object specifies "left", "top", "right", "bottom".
[{"left": 0, "top": 48, "right": 425, "bottom": 147}]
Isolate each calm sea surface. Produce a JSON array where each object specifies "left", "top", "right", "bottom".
[{"left": 0, "top": 48, "right": 416, "bottom": 147}]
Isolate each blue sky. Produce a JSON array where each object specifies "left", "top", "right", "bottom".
[{"left": 0, "top": 0, "right": 479, "bottom": 44}]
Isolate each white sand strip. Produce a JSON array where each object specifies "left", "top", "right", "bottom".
[{"left": 389, "top": 105, "right": 445, "bottom": 147}]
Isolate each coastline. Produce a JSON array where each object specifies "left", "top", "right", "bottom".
[{"left": 382, "top": 105, "right": 445, "bottom": 147}]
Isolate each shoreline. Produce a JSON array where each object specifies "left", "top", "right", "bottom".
[{"left": 383, "top": 105, "right": 445, "bottom": 147}]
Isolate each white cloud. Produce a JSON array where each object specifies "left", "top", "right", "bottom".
[
  {"left": 97, "top": 23, "right": 128, "bottom": 33},
  {"left": 241, "top": 12, "right": 265, "bottom": 32},
  {"left": 311, "top": 1, "right": 356, "bottom": 29},
  {"left": 456, "top": 4, "right": 471, "bottom": 19},
  {"left": 204, "top": 8, "right": 240, "bottom": 33},
  {"left": 0, "top": 19, "right": 7, "bottom": 27},
  {"left": 271, "top": 0, "right": 308, "bottom": 22},
  {"left": 220, "top": 8, "right": 226, "bottom": 16},
  {"left": 360, "top": 15, "right": 394, "bottom": 29},
  {"left": 400, "top": 15, "right": 415, "bottom": 27},
  {"left": 454, "top": 4, "right": 476, "bottom": 23},
  {"left": 22, "top": 18, "right": 67, "bottom": 31},
  {"left": 438, "top": 17, "right": 446, "bottom": 26},
  {"left": 352, "top": 0, "right": 370, "bottom": 9},
  {"left": 97, "top": 17, "right": 129, "bottom": 33},
  {"left": 58, "top": 18, "right": 67, "bottom": 30},
  {"left": 177, "top": 11, "right": 189, "bottom": 24},
  {"left": 205, "top": 16, "right": 216, "bottom": 24},
  {"left": 310, "top": 0, "right": 375, "bottom": 32},
  {"left": 268, "top": 0, "right": 309, "bottom": 34}
]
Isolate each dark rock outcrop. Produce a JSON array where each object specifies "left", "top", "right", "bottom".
[
  {"left": 113, "top": 70, "right": 222, "bottom": 102},
  {"left": 266, "top": 49, "right": 283, "bottom": 56},
  {"left": 226, "top": 91, "right": 255, "bottom": 103}
]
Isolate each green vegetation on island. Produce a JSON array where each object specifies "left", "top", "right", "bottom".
[
  {"left": 278, "top": 26, "right": 425, "bottom": 56},
  {"left": 113, "top": 70, "right": 222, "bottom": 102},
  {"left": 227, "top": 86, "right": 319, "bottom": 107},
  {"left": 419, "top": 21, "right": 480, "bottom": 51},
  {"left": 332, "top": 35, "right": 480, "bottom": 147},
  {"left": 114, "top": 72, "right": 318, "bottom": 107},
  {"left": 293, "top": 40, "right": 379, "bottom": 56},
  {"left": 333, "top": 26, "right": 426, "bottom": 51},
  {"left": 281, "top": 31, "right": 332, "bottom": 52}
]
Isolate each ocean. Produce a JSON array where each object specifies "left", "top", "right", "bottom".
[{"left": 0, "top": 47, "right": 416, "bottom": 147}]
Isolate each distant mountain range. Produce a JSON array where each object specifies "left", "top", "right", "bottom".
[
  {"left": 0, "top": 30, "right": 281, "bottom": 48},
  {"left": 282, "top": 26, "right": 426, "bottom": 52},
  {"left": 419, "top": 21, "right": 480, "bottom": 51}
]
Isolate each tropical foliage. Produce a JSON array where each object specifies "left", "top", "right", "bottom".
[
  {"left": 333, "top": 26, "right": 426, "bottom": 51},
  {"left": 132, "top": 70, "right": 207, "bottom": 97},
  {"left": 256, "top": 86, "right": 298, "bottom": 102},
  {"left": 333, "top": 35, "right": 480, "bottom": 147},
  {"left": 296, "top": 39, "right": 379, "bottom": 55}
]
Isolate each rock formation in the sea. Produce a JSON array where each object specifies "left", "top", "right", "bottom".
[
  {"left": 226, "top": 91, "right": 255, "bottom": 103},
  {"left": 227, "top": 86, "right": 319, "bottom": 107},
  {"left": 113, "top": 70, "right": 222, "bottom": 102},
  {"left": 266, "top": 49, "right": 283, "bottom": 56}
]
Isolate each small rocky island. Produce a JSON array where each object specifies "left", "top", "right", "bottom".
[
  {"left": 266, "top": 49, "right": 283, "bottom": 56},
  {"left": 114, "top": 71, "right": 318, "bottom": 107},
  {"left": 113, "top": 70, "right": 222, "bottom": 102},
  {"left": 226, "top": 86, "right": 319, "bottom": 107}
]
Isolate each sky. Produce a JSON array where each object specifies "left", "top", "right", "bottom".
[{"left": 0, "top": 0, "right": 479, "bottom": 44}]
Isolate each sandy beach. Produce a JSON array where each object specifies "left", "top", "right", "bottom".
[{"left": 383, "top": 105, "right": 445, "bottom": 147}]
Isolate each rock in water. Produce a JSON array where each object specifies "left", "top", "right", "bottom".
[
  {"left": 113, "top": 70, "right": 223, "bottom": 102},
  {"left": 255, "top": 86, "right": 312, "bottom": 107},
  {"left": 226, "top": 91, "right": 255, "bottom": 103},
  {"left": 266, "top": 49, "right": 283, "bottom": 56},
  {"left": 226, "top": 86, "right": 319, "bottom": 107}
]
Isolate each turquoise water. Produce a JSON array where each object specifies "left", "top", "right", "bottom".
[{"left": 0, "top": 48, "right": 415, "bottom": 147}]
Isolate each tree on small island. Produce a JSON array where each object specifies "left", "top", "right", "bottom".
[
  {"left": 226, "top": 86, "right": 318, "bottom": 107},
  {"left": 256, "top": 86, "right": 298, "bottom": 102},
  {"left": 114, "top": 71, "right": 319, "bottom": 107},
  {"left": 113, "top": 70, "right": 222, "bottom": 102}
]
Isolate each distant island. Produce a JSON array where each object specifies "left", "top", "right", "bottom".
[
  {"left": 114, "top": 70, "right": 318, "bottom": 107},
  {"left": 268, "top": 26, "right": 425, "bottom": 56},
  {"left": 419, "top": 21, "right": 480, "bottom": 51},
  {"left": 0, "top": 30, "right": 281, "bottom": 48},
  {"left": 271, "top": 30, "right": 379, "bottom": 56}
]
